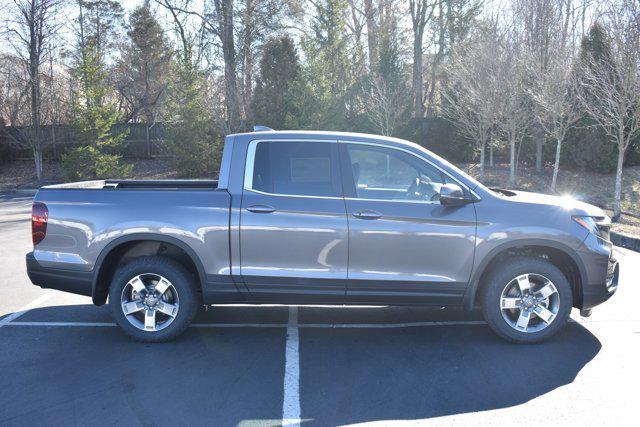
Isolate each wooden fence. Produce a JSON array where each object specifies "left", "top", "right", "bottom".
[{"left": 0, "top": 123, "right": 172, "bottom": 160}]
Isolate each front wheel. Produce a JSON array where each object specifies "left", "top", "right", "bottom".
[
  {"left": 109, "top": 256, "right": 200, "bottom": 342},
  {"left": 480, "top": 257, "right": 573, "bottom": 344}
]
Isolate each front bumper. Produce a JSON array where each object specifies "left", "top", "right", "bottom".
[
  {"left": 581, "top": 253, "right": 619, "bottom": 310},
  {"left": 26, "top": 252, "right": 93, "bottom": 297}
]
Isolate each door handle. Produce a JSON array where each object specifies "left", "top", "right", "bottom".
[
  {"left": 246, "top": 205, "right": 276, "bottom": 214},
  {"left": 352, "top": 210, "right": 382, "bottom": 220}
]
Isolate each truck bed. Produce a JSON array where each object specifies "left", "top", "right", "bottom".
[{"left": 43, "top": 179, "right": 219, "bottom": 190}]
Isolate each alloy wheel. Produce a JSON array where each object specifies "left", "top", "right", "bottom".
[
  {"left": 120, "top": 273, "right": 180, "bottom": 332},
  {"left": 500, "top": 273, "right": 560, "bottom": 333}
]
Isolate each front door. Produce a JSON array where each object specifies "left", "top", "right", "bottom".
[
  {"left": 339, "top": 142, "right": 477, "bottom": 305},
  {"left": 240, "top": 139, "right": 349, "bottom": 302}
]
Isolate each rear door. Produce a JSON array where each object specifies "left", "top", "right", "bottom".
[
  {"left": 339, "top": 141, "right": 477, "bottom": 305},
  {"left": 239, "top": 139, "right": 349, "bottom": 302}
]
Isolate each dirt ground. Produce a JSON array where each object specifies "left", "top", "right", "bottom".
[{"left": 1, "top": 158, "right": 638, "bottom": 236}]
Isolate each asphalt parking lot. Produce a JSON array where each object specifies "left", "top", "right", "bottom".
[{"left": 1, "top": 193, "right": 638, "bottom": 426}]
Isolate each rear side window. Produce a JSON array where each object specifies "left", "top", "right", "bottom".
[{"left": 247, "top": 141, "right": 340, "bottom": 197}]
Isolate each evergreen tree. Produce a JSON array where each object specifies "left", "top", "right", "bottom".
[
  {"left": 563, "top": 23, "right": 617, "bottom": 172},
  {"left": 302, "top": 0, "right": 353, "bottom": 129},
  {"left": 252, "top": 36, "right": 314, "bottom": 130},
  {"left": 117, "top": 0, "right": 171, "bottom": 122},
  {"left": 164, "top": 51, "right": 220, "bottom": 177},
  {"left": 77, "top": 0, "right": 125, "bottom": 62},
  {"left": 62, "top": 43, "right": 132, "bottom": 180}
]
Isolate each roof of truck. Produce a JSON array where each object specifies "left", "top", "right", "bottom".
[{"left": 229, "top": 129, "right": 424, "bottom": 151}]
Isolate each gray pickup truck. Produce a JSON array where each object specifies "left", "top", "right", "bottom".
[{"left": 26, "top": 129, "right": 619, "bottom": 343}]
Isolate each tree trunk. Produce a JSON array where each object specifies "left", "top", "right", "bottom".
[
  {"left": 241, "top": 0, "right": 254, "bottom": 124},
  {"left": 488, "top": 127, "right": 493, "bottom": 167},
  {"left": 426, "top": 2, "right": 445, "bottom": 118},
  {"left": 551, "top": 138, "right": 562, "bottom": 192},
  {"left": 509, "top": 139, "right": 516, "bottom": 187},
  {"left": 33, "top": 146, "right": 43, "bottom": 181},
  {"left": 146, "top": 124, "right": 151, "bottom": 158},
  {"left": 217, "top": 0, "right": 242, "bottom": 132},
  {"left": 613, "top": 148, "right": 624, "bottom": 221},
  {"left": 364, "top": 0, "right": 378, "bottom": 72},
  {"left": 51, "top": 125, "right": 57, "bottom": 159},
  {"left": 535, "top": 138, "right": 543, "bottom": 173},
  {"left": 29, "top": 1, "right": 42, "bottom": 181},
  {"left": 412, "top": 32, "right": 424, "bottom": 119},
  {"left": 479, "top": 143, "right": 485, "bottom": 180}
]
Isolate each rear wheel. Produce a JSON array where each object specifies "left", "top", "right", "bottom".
[
  {"left": 108, "top": 256, "right": 200, "bottom": 342},
  {"left": 480, "top": 257, "right": 572, "bottom": 344}
]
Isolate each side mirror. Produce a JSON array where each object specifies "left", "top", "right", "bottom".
[{"left": 439, "top": 183, "right": 469, "bottom": 206}]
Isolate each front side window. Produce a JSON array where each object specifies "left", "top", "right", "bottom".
[
  {"left": 345, "top": 144, "right": 449, "bottom": 202},
  {"left": 247, "top": 141, "right": 339, "bottom": 197}
]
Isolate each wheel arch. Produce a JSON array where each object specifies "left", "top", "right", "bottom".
[
  {"left": 463, "top": 239, "right": 587, "bottom": 311},
  {"left": 91, "top": 233, "right": 206, "bottom": 306}
]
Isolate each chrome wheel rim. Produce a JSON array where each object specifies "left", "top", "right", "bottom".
[
  {"left": 120, "top": 273, "right": 179, "bottom": 332},
  {"left": 500, "top": 273, "right": 560, "bottom": 333}
]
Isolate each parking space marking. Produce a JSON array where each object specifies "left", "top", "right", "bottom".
[
  {"left": 0, "top": 292, "right": 54, "bottom": 329},
  {"left": 6, "top": 320, "right": 488, "bottom": 328},
  {"left": 282, "top": 306, "right": 301, "bottom": 427},
  {"left": 6, "top": 317, "right": 597, "bottom": 329},
  {"left": 8, "top": 321, "right": 116, "bottom": 327}
]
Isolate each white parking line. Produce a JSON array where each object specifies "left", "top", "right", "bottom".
[
  {"left": 5, "top": 320, "right": 490, "bottom": 328},
  {"left": 5, "top": 317, "right": 603, "bottom": 329},
  {"left": 282, "top": 306, "right": 301, "bottom": 427},
  {"left": 0, "top": 292, "right": 54, "bottom": 328}
]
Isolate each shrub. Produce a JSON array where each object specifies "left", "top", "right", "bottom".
[{"left": 61, "top": 146, "right": 132, "bottom": 181}]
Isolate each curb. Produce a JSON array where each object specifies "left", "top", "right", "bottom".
[{"left": 611, "top": 231, "right": 640, "bottom": 253}]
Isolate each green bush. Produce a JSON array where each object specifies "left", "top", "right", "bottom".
[
  {"left": 399, "top": 117, "right": 476, "bottom": 163},
  {"left": 166, "top": 125, "right": 221, "bottom": 178},
  {"left": 61, "top": 146, "right": 132, "bottom": 181},
  {"left": 562, "top": 118, "right": 617, "bottom": 173},
  {"left": 165, "top": 57, "right": 222, "bottom": 178}
]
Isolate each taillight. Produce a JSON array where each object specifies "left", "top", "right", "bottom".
[{"left": 32, "top": 202, "right": 48, "bottom": 245}]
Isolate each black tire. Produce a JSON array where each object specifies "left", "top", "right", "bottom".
[
  {"left": 480, "top": 256, "right": 573, "bottom": 344},
  {"left": 108, "top": 256, "right": 200, "bottom": 342}
]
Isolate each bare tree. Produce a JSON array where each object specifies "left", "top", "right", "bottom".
[
  {"left": 3, "top": 0, "right": 63, "bottom": 179},
  {"left": 442, "top": 26, "right": 502, "bottom": 179},
  {"left": 154, "top": 0, "right": 211, "bottom": 66},
  {"left": 578, "top": 1, "right": 640, "bottom": 219},
  {"left": 425, "top": 0, "right": 482, "bottom": 117},
  {"left": 496, "top": 45, "right": 533, "bottom": 187},
  {"left": 361, "top": 75, "right": 404, "bottom": 135},
  {"left": 530, "top": 52, "right": 581, "bottom": 191},
  {"left": 0, "top": 53, "right": 30, "bottom": 127},
  {"left": 409, "top": 0, "right": 438, "bottom": 119},
  {"left": 154, "top": 0, "right": 242, "bottom": 132}
]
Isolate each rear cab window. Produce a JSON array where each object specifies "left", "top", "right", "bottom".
[{"left": 244, "top": 140, "right": 341, "bottom": 197}]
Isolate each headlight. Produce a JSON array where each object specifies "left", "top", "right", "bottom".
[{"left": 572, "top": 215, "right": 611, "bottom": 240}]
